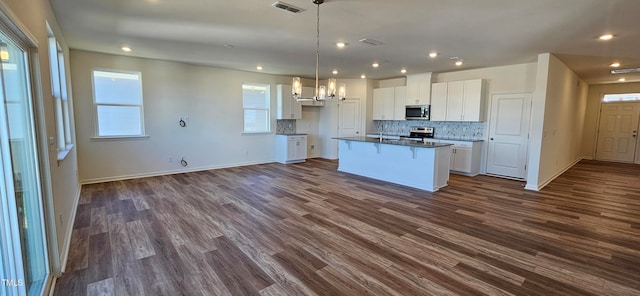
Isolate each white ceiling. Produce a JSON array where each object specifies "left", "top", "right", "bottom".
[{"left": 49, "top": 0, "right": 640, "bottom": 84}]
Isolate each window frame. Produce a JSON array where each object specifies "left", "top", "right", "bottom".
[
  {"left": 46, "top": 23, "right": 73, "bottom": 160},
  {"left": 91, "top": 68, "right": 146, "bottom": 139},
  {"left": 242, "top": 83, "right": 271, "bottom": 134}
]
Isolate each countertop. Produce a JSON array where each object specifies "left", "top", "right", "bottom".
[
  {"left": 276, "top": 133, "right": 308, "bottom": 136},
  {"left": 334, "top": 136, "right": 453, "bottom": 148},
  {"left": 365, "top": 133, "right": 483, "bottom": 142}
]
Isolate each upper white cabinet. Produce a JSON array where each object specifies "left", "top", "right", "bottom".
[
  {"left": 405, "top": 73, "right": 432, "bottom": 106},
  {"left": 429, "top": 79, "right": 485, "bottom": 122},
  {"left": 373, "top": 87, "right": 395, "bottom": 120},
  {"left": 277, "top": 84, "right": 302, "bottom": 119},
  {"left": 430, "top": 82, "right": 448, "bottom": 121},
  {"left": 462, "top": 79, "right": 484, "bottom": 121},
  {"left": 373, "top": 86, "right": 406, "bottom": 120},
  {"left": 300, "top": 86, "right": 325, "bottom": 106},
  {"left": 393, "top": 86, "right": 407, "bottom": 120}
]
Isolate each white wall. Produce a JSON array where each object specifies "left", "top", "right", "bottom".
[
  {"left": 297, "top": 106, "right": 322, "bottom": 158},
  {"left": 320, "top": 78, "right": 373, "bottom": 159},
  {"left": 71, "top": 50, "right": 293, "bottom": 183},
  {"left": 526, "top": 53, "right": 588, "bottom": 190},
  {"left": 1, "top": 0, "right": 80, "bottom": 272},
  {"left": 582, "top": 82, "right": 640, "bottom": 160}
]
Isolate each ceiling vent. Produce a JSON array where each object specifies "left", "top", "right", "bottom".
[
  {"left": 272, "top": 1, "right": 304, "bottom": 14},
  {"left": 359, "top": 38, "right": 384, "bottom": 46},
  {"left": 611, "top": 68, "right": 640, "bottom": 74}
]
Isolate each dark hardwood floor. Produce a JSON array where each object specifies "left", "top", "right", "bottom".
[{"left": 54, "top": 159, "right": 640, "bottom": 296}]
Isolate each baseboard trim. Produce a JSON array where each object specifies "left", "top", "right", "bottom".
[
  {"left": 524, "top": 157, "right": 584, "bottom": 191},
  {"left": 59, "top": 184, "right": 81, "bottom": 272},
  {"left": 80, "top": 160, "right": 273, "bottom": 185}
]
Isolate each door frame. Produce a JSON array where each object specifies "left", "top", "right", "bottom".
[
  {"left": 593, "top": 99, "right": 640, "bottom": 163},
  {"left": 0, "top": 3, "right": 59, "bottom": 295},
  {"left": 485, "top": 92, "right": 532, "bottom": 180}
]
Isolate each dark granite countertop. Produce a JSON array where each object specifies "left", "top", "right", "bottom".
[{"left": 334, "top": 136, "right": 453, "bottom": 148}]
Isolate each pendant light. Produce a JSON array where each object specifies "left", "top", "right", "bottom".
[{"left": 292, "top": 0, "right": 346, "bottom": 102}]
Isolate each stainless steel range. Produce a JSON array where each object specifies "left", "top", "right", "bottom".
[{"left": 407, "top": 127, "right": 434, "bottom": 140}]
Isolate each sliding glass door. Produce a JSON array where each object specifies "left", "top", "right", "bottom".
[{"left": 0, "top": 29, "right": 49, "bottom": 296}]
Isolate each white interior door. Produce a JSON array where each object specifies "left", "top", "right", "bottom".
[
  {"left": 595, "top": 103, "right": 640, "bottom": 162},
  {"left": 486, "top": 93, "right": 531, "bottom": 179},
  {"left": 338, "top": 99, "right": 361, "bottom": 137}
]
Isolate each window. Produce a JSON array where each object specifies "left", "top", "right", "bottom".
[
  {"left": 92, "top": 70, "right": 145, "bottom": 137},
  {"left": 242, "top": 83, "right": 271, "bottom": 133},
  {"left": 602, "top": 93, "right": 640, "bottom": 102},
  {"left": 47, "top": 23, "right": 73, "bottom": 160}
]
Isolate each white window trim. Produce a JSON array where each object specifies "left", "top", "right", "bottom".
[
  {"left": 47, "top": 23, "right": 73, "bottom": 161},
  {"left": 242, "top": 83, "right": 271, "bottom": 134},
  {"left": 91, "top": 68, "right": 147, "bottom": 139}
]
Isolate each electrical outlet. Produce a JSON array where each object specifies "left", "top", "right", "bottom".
[
  {"left": 168, "top": 156, "right": 173, "bottom": 163},
  {"left": 245, "top": 151, "right": 249, "bottom": 156},
  {"left": 310, "top": 145, "right": 315, "bottom": 150}
]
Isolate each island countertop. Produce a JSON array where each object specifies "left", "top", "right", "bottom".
[{"left": 334, "top": 136, "right": 453, "bottom": 148}]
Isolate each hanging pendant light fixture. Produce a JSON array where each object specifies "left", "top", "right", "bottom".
[{"left": 292, "top": 0, "right": 346, "bottom": 102}]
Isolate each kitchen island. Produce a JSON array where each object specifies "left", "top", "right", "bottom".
[{"left": 334, "top": 137, "right": 452, "bottom": 192}]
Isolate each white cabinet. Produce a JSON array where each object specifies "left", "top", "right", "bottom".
[
  {"left": 405, "top": 73, "right": 432, "bottom": 105},
  {"left": 393, "top": 86, "right": 407, "bottom": 120},
  {"left": 373, "top": 86, "right": 406, "bottom": 120},
  {"left": 277, "top": 84, "right": 302, "bottom": 119},
  {"left": 430, "top": 82, "right": 448, "bottom": 121},
  {"left": 445, "top": 81, "right": 465, "bottom": 121},
  {"left": 276, "top": 135, "right": 307, "bottom": 164},
  {"left": 300, "top": 86, "right": 325, "bottom": 106},
  {"left": 436, "top": 140, "right": 482, "bottom": 176},
  {"left": 373, "top": 88, "right": 394, "bottom": 120},
  {"left": 462, "top": 79, "right": 484, "bottom": 121},
  {"left": 429, "top": 79, "right": 485, "bottom": 122}
]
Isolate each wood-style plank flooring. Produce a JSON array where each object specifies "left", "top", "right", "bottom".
[{"left": 54, "top": 159, "right": 640, "bottom": 295}]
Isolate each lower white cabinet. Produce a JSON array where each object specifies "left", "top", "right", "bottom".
[
  {"left": 434, "top": 139, "right": 482, "bottom": 176},
  {"left": 276, "top": 135, "right": 307, "bottom": 164}
]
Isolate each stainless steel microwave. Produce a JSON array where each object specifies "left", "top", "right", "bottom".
[{"left": 405, "top": 105, "right": 430, "bottom": 120}]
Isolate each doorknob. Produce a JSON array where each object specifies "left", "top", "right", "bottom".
[{"left": 490, "top": 138, "right": 494, "bottom": 140}]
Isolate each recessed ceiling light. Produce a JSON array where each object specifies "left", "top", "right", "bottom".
[
  {"left": 361, "top": 74, "right": 366, "bottom": 79},
  {"left": 372, "top": 62, "right": 379, "bottom": 68},
  {"left": 618, "top": 78, "right": 626, "bottom": 82},
  {"left": 332, "top": 70, "right": 338, "bottom": 75},
  {"left": 121, "top": 46, "right": 132, "bottom": 52},
  {"left": 599, "top": 34, "right": 614, "bottom": 41},
  {"left": 336, "top": 42, "right": 347, "bottom": 48},
  {"left": 401, "top": 69, "right": 407, "bottom": 74},
  {"left": 224, "top": 44, "right": 235, "bottom": 48},
  {"left": 450, "top": 57, "right": 463, "bottom": 66},
  {"left": 256, "top": 66, "right": 263, "bottom": 70},
  {"left": 610, "top": 62, "right": 620, "bottom": 67},
  {"left": 429, "top": 52, "right": 438, "bottom": 58}
]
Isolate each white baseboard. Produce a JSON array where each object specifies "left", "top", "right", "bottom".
[
  {"left": 524, "top": 157, "right": 584, "bottom": 191},
  {"left": 80, "top": 160, "right": 273, "bottom": 185},
  {"left": 59, "top": 184, "right": 81, "bottom": 272}
]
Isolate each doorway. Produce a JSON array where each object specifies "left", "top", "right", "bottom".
[
  {"left": 595, "top": 102, "right": 640, "bottom": 162},
  {"left": 486, "top": 93, "right": 532, "bottom": 179},
  {"left": 338, "top": 98, "right": 361, "bottom": 138},
  {"left": 0, "top": 29, "right": 50, "bottom": 295}
]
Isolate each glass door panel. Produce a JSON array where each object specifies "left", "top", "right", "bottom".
[{"left": 0, "top": 31, "right": 48, "bottom": 295}]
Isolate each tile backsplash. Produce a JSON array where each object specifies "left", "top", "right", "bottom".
[
  {"left": 375, "top": 120, "right": 486, "bottom": 140},
  {"left": 276, "top": 119, "right": 296, "bottom": 134}
]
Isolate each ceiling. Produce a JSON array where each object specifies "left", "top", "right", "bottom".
[{"left": 49, "top": 0, "right": 640, "bottom": 84}]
